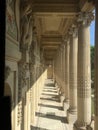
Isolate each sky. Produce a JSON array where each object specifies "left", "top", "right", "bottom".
[{"left": 90, "top": 17, "right": 95, "bottom": 46}]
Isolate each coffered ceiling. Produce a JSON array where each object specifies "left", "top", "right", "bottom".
[
  {"left": 35, "top": 12, "right": 75, "bottom": 61},
  {"left": 31, "top": 0, "right": 94, "bottom": 64}
]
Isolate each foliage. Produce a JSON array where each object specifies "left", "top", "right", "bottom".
[
  {"left": 90, "top": 46, "right": 95, "bottom": 88},
  {"left": 91, "top": 46, "right": 95, "bottom": 114}
]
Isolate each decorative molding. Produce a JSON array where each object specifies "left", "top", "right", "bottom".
[
  {"left": 78, "top": 76, "right": 91, "bottom": 98},
  {"left": 79, "top": 0, "right": 94, "bottom": 12},
  {"left": 17, "top": 101, "right": 22, "bottom": 125}
]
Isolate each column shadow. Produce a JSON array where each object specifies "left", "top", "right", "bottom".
[
  {"left": 40, "top": 97, "right": 60, "bottom": 102},
  {"left": 44, "top": 83, "right": 55, "bottom": 87},
  {"left": 35, "top": 112, "right": 68, "bottom": 124},
  {"left": 38, "top": 103, "right": 63, "bottom": 110},
  {"left": 43, "top": 90, "right": 57, "bottom": 93},
  {"left": 44, "top": 87, "right": 57, "bottom": 90},
  {"left": 41, "top": 93, "right": 57, "bottom": 96},
  {"left": 30, "top": 126, "right": 49, "bottom": 130}
]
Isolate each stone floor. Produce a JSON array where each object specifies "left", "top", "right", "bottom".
[{"left": 31, "top": 79, "right": 73, "bottom": 130}]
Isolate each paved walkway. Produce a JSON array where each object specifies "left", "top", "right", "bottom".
[{"left": 31, "top": 79, "right": 73, "bottom": 130}]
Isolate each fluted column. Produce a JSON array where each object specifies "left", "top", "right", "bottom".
[
  {"left": 62, "top": 44, "right": 65, "bottom": 82},
  {"left": 60, "top": 46, "right": 64, "bottom": 93},
  {"left": 74, "top": 12, "right": 94, "bottom": 130},
  {"left": 95, "top": 1, "right": 98, "bottom": 130},
  {"left": 60, "top": 45, "right": 66, "bottom": 103},
  {"left": 57, "top": 49, "right": 62, "bottom": 94},
  {"left": 67, "top": 26, "right": 78, "bottom": 123},
  {"left": 63, "top": 37, "right": 70, "bottom": 109},
  {"left": 60, "top": 47, "right": 63, "bottom": 83}
]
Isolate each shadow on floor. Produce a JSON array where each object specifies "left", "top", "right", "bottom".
[
  {"left": 40, "top": 97, "right": 60, "bottom": 102},
  {"left": 44, "top": 87, "right": 56, "bottom": 90},
  {"left": 30, "top": 126, "right": 49, "bottom": 130},
  {"left": 41, "top": 93, "right": 57, "bottom": 96},
  {"left": 44, "top": 83, "right": 55, "bottom": 87},
  {"left": 43, "top": 90, "right": 57, "bottom": 93},
  {"left": 38, "top": 103, "right": 63, "bottom": 110},
  {"left": 35, "top": 112, "right": 68, "bottom": 124}
]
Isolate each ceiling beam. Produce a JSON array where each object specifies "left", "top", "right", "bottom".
[
  {"left": 42, "top": 42, "right": 61, "bottom": 46},
  {"left": 43, "top": 46, "right": 58, "bottom": 50},
  {"left": 42, "top": 44, "right": 58, "bottom": 47},
  {"left": 32, "top": 3, "right": 79, "bottom": 13},
  {"left": 44, "top": 52, "right": 56, "bottom": 55},
  {"left": 41, "top": 36, "right": 62, "bottom": 42}
]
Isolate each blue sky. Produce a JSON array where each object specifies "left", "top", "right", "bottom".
[{"left": 90, "top": 19, "right": 95, "bottom": 46}]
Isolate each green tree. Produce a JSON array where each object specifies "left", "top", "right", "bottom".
[
  {"left": 90, "top": 45, "right": 95, "bottom": 88},
  {"left": 90, "top": 46, "right": 95, "bottom": 114}
]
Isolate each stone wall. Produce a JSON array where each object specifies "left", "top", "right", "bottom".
[{"left": 5, "top": 1, "right": 47, "bottom": 130}]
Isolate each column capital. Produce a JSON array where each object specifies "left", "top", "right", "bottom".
[
  {"left": 60, "top": 43, "right": 65, "bottom": 50},
  {"left": 77, "top": 12, "right": 94, "bottom": 26},
  {"left": 63, "top": 43, "right": 66, "bottom": 49},
  {"left": 63, "top": 35, "right": 70, "bottom": 45},
  {"left": 68, "top": 25, "right": 78, "bottom": 38}
]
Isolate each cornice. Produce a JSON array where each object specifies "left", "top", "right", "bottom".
[{"left": 79, "top": 0, "right": 95, "bottom": 11}]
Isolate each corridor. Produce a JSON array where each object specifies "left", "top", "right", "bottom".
[
  {"left": 4, "top": 0, "right": 98, "bottom": 130},
  {"left": 31, "top": 79, "right": 73, "bottom": 130}
]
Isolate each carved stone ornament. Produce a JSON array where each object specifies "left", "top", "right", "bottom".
[
  {"left": 77, "top": 12, "right": 94, "bottom": 26},
  {"left": 5, "top": 66, "right": 11, "bottom": 80},
  {"left": 6, "top": 0, "right": 18, "bottom": 40},
  {"left": 68, "top": 25, "right": 78, "bottom": 38},
  {"left": 63, "top": 34, "right": 69, "bottom": 43}
]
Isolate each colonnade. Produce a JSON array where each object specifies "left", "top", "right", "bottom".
[
  {"left": 5, "top": 0, "right": 98, "bottom": 130},
  {"left": 53, "top": 11, "right": 97, "bottom": 130}
]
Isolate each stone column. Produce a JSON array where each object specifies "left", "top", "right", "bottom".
[
  {"left": 60, "top": 47, "right": 62, "bottom": 82},
  {"left": 62, "top": 44, "right": 66, "bottom": 95},
  {"left": 61, "top": 45, "right": 64, "bottom": 81},
  {"left": 60, "top": 45, "right": 65, "bottom": 103},
  {"left": 95, "top": 1, "right": 98, "bottom": 130},
  {"left": 67, "top": 26, "right": 78, "bottom": 124},
  {"left": 74, "top": 12, "right": 94, "bottom": 130},
  {"left": 63, "top": 37, "right": 70, "bottom": 110},
  {"left": 57, "top": 48, "right": 62, "bottom": 94}
]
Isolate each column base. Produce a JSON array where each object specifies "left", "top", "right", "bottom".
[
  {"left": 63, "top": 99, "right": 69, "bottom": 111},
  {"left": 86, "top": 125, "right": 93, "bottom": 130},
  {"left": 67, "top": 108, "right": 77, "bottom": 124},
  {"left": 73, "top": 122, "right": 93, "bottom": 130},
  {"left": 60, "top": 95, "right": 65, "bottom": 103},
  {"left": 74, "top": 122, "right": 87, "bottom": 130}
]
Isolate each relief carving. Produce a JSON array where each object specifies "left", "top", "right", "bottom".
[
  {"left": 14, "top": 0, "right": 20, "bottom": 41},
  {"left": 20, "top": 0, "right": 33, "bottom": 49},
  {"left": 6, "top": 0, "right": 17, "bottom": 40},
  {"left": 29, "top": 42, "right": 35, "bottom": 65}
]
